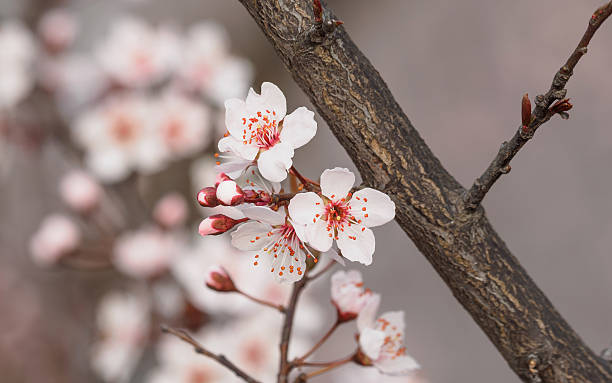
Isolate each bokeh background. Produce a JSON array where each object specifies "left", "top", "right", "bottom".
[{"left": 2, "top": 1, "right": 612, "bottom": 382}]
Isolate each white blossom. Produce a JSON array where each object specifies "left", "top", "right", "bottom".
[
  {"left": 29, "top": 214, "right": 80, "bottom": 266},
  {"left": 0, "top": 21, "right": 36, "bottom": 109},
  {"left": 331, "top": 269, "right": 374, "bottom": 321},
  {"left": 113, "top": 227, "right": 178, "bottom": 278}
]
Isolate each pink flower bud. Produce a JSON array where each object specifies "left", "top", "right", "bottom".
[
  {"left": 29, "top": 214, "right": 80, "bottom": 266},
  {"left": 58, "top": 170, "right": 101, "bottom": 213},
  {"left": 216, "top": 180, "right": 244, "bottom": 206},
  {"left": 215, "top": 172, "right": 231, "bottom": 187},
  {"left": 197, "top": 187, "right": 219, "bottom": 207},
  {"left": 205, "top": 266, "right": 236, "bottom": 292},
  {"left": 198, "top": 215, "right": 245, "bottom": 236},
  {"left": 38, "top": 9, "right": 78, "bottom": 53},
  {"left": 153, "top": 192, "right": 188, "bottom": 229}
]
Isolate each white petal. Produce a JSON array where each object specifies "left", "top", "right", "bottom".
[
  {"left": 290, "top": 219, "right": 308, "bottom": 243},
  {"left": 245, "top": 82, "right": 286, "bottom": 121},
  {"left": 280, "top": 107, "right": 317, "bottom": 149},
  {"left": 320, "top": 167, "right": 355, "bottom": 202},
  {"left": 323, "top": 247, "right": 346, "bottom": 266},
  {"left": 379, "top": 311, "right": 405, "bottom": 335},
  {"left": 357, "top": 293, "right": 380, "bottom": 332},
  {"left": 257, "top": 142, "right": 294, "bottom": 182},
  {"left": 306, "top": 218, "right": 333, "bottom": 252},
  {"left": 288, "top": 192, "right": 325, "bottom": 225},
  {"left": 241, "top": 206, "right": 286, "bottom": 226},
  {"left": 230, "top": 221, "right": 273, "bottom": 251},
  {"left": 218, "top": 134, "right": 258, "bottom": 161},
  {"left": 350, "top": 188, "right": 396, "bottom": 227},
  {"left": 224, "top": 97, "right": 249, "bottom": 139},
  {"left": 375, "top": 355, "right": 420, "bottom": 376},
  {"left": 86, "top": 149, "right": 130, "bottom": 183},
  {"left": 359, "top": 327, "right": 385, "bottom": 361},
  {"left": 337, "top": 225, "right": 375, "bottom": 265}
]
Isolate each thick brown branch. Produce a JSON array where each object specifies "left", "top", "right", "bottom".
[
  {"left": 237, "top": 1, "right": 612, "bottom": 382},
  {"left": 463, "top": 2, "right": 612, "bottom": 211},
  {"left": 161, "top": 326, "right": 261, "bottom": 383}
]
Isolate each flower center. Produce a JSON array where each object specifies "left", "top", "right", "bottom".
[
  {"left": 163, "top": 117, "right": 184, "bottom": 148},
  {"left": 110, "top": 115, "right": 139, "bottom": 144},
  {"left": 376, "top": 318, "right": 406, "bottom": 360},
  {"left": 321, "top": 199, "right": 358, "bottom": 240},
  {"left": 241, "top": 110, "right": 280, "bottom": 149}
]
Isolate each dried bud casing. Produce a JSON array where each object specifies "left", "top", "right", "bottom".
[
  {"left": 205, "top": 266, "right": 236, "bottom": 292},
  {"left": 197, "top": 187, "right": 219, "bottom": 207},
  {"left": 198, "top": 215, "right": 244, "bottom": 236},
  {"left": 522, "top": 93, "right": 532, "bottom": 127}
]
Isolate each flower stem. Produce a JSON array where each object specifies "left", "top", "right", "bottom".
[
  {"left": 294, "top": 319, "right": 340, "bottom": 363},
  {"left": 289, "top": 166, "right": 320, "bottom": 190},
  {"left": 236, "top": 288, "right": 286, "bottom": 313},
  {"left": 301, "top": 354, "right": 355, "bottom": 380}
]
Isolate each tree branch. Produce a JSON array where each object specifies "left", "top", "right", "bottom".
[
  {"left": 160, "top": 325, "right": 261, "bottom": 383},
  {"left": 278, "top": 275, "right": 308, "bottom": 383},
  {"left": 463, "top": 2, "right": 612, "bottom": 211},
  {"left": 236, "top": 1, "right": 612, "bottom": 382}
]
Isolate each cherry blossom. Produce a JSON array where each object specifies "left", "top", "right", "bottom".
[
  {"left": 71, "top": 93, "right": 167, "bottom": 182},
  {"left": 331, "top": 270, "right": 374, "bottom": 321},
  {"left": 289, "top": 167, "right": 395, "bottom": 265},
  {"left": 220, "top": 82, "right": 317, "bottom": 182},
  {"left": 29, "top": 214, "right": 80, "bottom": 266},
  {"left": 37, "top": 8, "right": 78, "bottom": 52},
  {"left": 113, "top": 227, "right": 178, "bottom": 279},
  {"left": 96, "top": 16, "right": 180, "bottom": 88},
  {"left": 0, "top": 21, "right": 36, "bottom": 109},
  {"left": 357, "top": 295, "right": 420, "bottom": 376},
  {"left": 230, "top": 206, "right": 315, "bottom": 283},
  {"left": 154, "top": 91, "right": 211, "bottom": 159},
  {"left": 153, "top": 192, "right": 188, "bottom": 229},
  {"left": 59, "top": 170, "right": 102, "bottom": 212},
  {"left": 91, "top": 291, "right": 150, "bottom": 383}
]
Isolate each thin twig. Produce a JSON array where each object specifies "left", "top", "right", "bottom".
[
  {"left": 293, "top": 354, "right": 355, "bottom": 382},
  {"left": 278, "top": 274, "right": 309, "bottom": 383},
  {"left": 289, "top": 166, "right": 319, "bottom": 191},
  {"left": 160, "top": 325, "right": 261, "bottom": 383},
  {"left": 236, "top": 288, "right": 286, "bottom": 313},
  {"left": 463, "top": 1, "right": 612, "bottom": 211},
  {"left": 293, "top": 318, "right": 341, "bottom": 363}
]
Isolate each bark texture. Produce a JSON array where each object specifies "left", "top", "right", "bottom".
[{"left": 237, "top": 1, "right": 612, "bottom": 382}]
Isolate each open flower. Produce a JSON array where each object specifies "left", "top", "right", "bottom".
[
  {"left": 113, "top": 227, "right": 177, "bottom": 279},
  {"left": 357, "top": 295, "right": 420, "bottom": 376},
  {"left": 331, "top": 270, "right": 374, "bottom": 322},
  {"left": 230, "top": 206, "right": 315, "bottom": 283},
  {"left": 289, "top": 167, "right": 395, "bottom": 265},
  {"left": 220, "top": 82, "right": 317, "bottom": 182}
]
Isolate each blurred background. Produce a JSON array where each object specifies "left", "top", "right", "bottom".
[{"left": 2, "top": 0, "right": 612, "bottom": 382}]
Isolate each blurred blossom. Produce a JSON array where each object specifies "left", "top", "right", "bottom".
[
  {"left": 0, "top": 21, "right": 36, "bottom": 109},
  {"left": 155, "top": 90, "right": 211, "bottom": 159},
  {"left": 37, "top": 8, "right": 78, "bottom": 52},
  {"left": 72, "top": 93, "right": 167, "bottom": 182},
  {"left": 92, "top": 291, "right": 150, "bottom": 383},
  {"left": 58, "top": 169, "right": 102, "bottom": 213},
  {"left": 96, "top": 16, "right": 180, "bottom": 88},
  {"left": 177, "top": 22, "right": 252, "bottom": 104},
  {"left": 113, "top": 227, "right": 179, "bottom": 279},
  {"left": 29, "top": 214, "right": 80, "bottom": 266},
  {"left": 153, "top": 192, "right": 188, "bottom": 229}
]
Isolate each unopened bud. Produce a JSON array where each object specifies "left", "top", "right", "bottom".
[
  {"left": 215, "top": 172, "right": 231, "bottom": 187},
  {"left": 198, "top": 214, "right": 244, "bottom": 236},
  {"left": 521, "top": 93, "right": 532, "bottom": 127},
  {"left": 216, "top": 180, "right": 244, "bottom": 206},
  {"left": 205, "top": 266, "right": 236, "bottom": 292},
  {"left": 197, "top": 187, "right": 219, "bottom": 207}
]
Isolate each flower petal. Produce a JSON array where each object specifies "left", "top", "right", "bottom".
[
  {"left": 280, "top": 107, "right": 317, "bottom": 149},
  {"left": 357, "top": 293, "right": 380, "bottom": 332},
  {"left": 224, "top": 97, "right": 249, "bottom": 139},
  {"left": 323, "top": 247, "right": 346, "bottom": 266},
  {"left": 320, "top": 167, "right": 355, "bottom": 201},
  {"left": 305, "top": 217, "right": 333, "bottom": 252},
  {"left": 230, "top": 221, "right": 274, "bottom": 251},
  {"left": 378, "top": 311, "right": 405, "bottom": 335},
  {"left": 375, "top": 355, "right": 420, "bottom": 376},
  {"left": 241, "top": 206, "right": 286, "bottom": 226},
  {"left": 359, "top": 327, "right": 385, "bottom": 361},
  {"left": 337, "top": 224, "right": 375, "bottom": 265},
  {"left": 218, "top": 135, "right": 258, "bottom": 161},
  {"left": 288, "top": 192, "right": 325, "bottom": 225},
  {"left": 350, "top": 188, "right": 396, "bottom": 227},
  {"left": 86, "top": 149, "right": 130, "bottom": 183},
  {"left": 245, "top": 82, "right": 286, "bottom": 121},
  {"left": 257, "top": 142, "right": 294, "bottom": 182}
]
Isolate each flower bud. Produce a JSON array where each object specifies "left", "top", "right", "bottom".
[
  {"left": 59, "top": 170, "right": 101, "bottom": 213},
  {"left": 198, "top": 214, "right": 244, "bottom": 236},
  {"left": 197, "top": 187, "right": 219, "bottom": 207},
  {"left": 216, "top": 180, "right": 244, "bottom": 206},
  {"left": 153, "top": 192, "right": 187, "bottom": 229},
  {"left": 215, "top": 172, "right": 231, "bottom": 187},
  {"left": 205, "top": 266, "right": 236, "bottom": 292}
]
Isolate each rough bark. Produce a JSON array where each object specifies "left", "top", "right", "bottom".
[{"left": 236, "top": 1, "right": 612, "bottom": 382}]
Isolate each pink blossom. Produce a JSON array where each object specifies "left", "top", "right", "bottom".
[
  {"left": 153, "top": 192, "right": 188, "bottom": 229},
  {"left": 29, "top": 214, "right": 80, "bottom": 266},
  {"left": 37, "top": 8, "right": 78, "bottom": 52},
  {"left": 113, "top": 227, "right": 177, "bottom": 278},
  {"left": 59, "top": 170, "right": 102, "bottom": 212},
  {"left": 0, "top": 21, "right": 36, "bottom": 108},
  {"left": 289, "top": 167, "right": 396, "bottom": 265},
  {"left": 331, "top": 270, "right": 374, "bottom": 322},
  {"left": 198, "top": 214, "right": 244, "bottom": 236}
]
